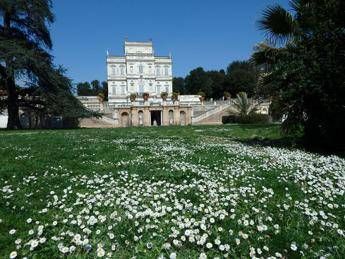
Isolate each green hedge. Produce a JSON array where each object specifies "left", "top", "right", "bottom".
[{"left": 222, "top": 114, "right": 270, "bottom": 124}]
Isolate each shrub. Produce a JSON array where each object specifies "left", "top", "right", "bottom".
[{"left": 222, "top": 113, "right": 270, "bottom": 124}]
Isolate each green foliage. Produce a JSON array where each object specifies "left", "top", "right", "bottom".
[
  {"left": 225, "top": 61, "right": 258, "bottom": 97},
  {"left": 172, "top": 77, "right": 186, "bottom": 94},
  {"left": 254, "top": 0, "right": 345, "bottom": 150},
  {"left": 174, "top": 61, "right": 257, "bottom": 99},
  {"left": 257, "top": 5, "right": 296, "bottom": 45},
  {"left": 76, "top": 82, "right": 92, "bottom": 95},
  {"left": 129, "top": 93, "right": 137, "bottom": 102},
  {"left": 0, "top": 0, "right": 90, "bottom": 129},
  {"left": 76, "top": 80, "right": 108, "bottom": 99},
  {"left": 232, "top": 92, "right": 258, "bottom": 116},
  {"left": 223, "top": 114, "right": 270, "bottom": 124},
  {"left": 3, "top": 126, "right": 344, "bottom": 257},
  {"left": 160, "top": 91, "right": 168, "bottom": 100},
  {"left": 223, "top": 91, "right": 231, "bottom": 99},
  {"left": 184, "top": 67, "right": 213, "bottom": 98},
  {"left": 172, "top": 92, "right": 179, "bottom": 101}
]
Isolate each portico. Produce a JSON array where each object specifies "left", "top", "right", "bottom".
[{"left": 113, "top": 104, "right": 192, "bottom": 127}]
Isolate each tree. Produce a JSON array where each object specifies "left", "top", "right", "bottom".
[
  {"left": 0, "top": 0, "right": 88, "bottom": 129},
  {"left": 225, "top": 60, "right": 257, "bottom": 97},
  {"left": 207, "top": 70, "right": 226, "bottom": 99},
  {"left": 173, "top": 77, "right": 185, "bottom": 94},
  {"left": 231, "top": 92, "right": 258, "bottom": 116},
  {"left": 77, "top": 82, "right": 92, "bottom": 96},
  {"left": 253, "top": 0, "right": 345, "bottom": 150},
  {"left": 76, "top": 80, "right": 108, "bottom": 101},
  {"left": 185, "top": 67, "right": 213, "bottom": 98},
  {"left": 101, "top": 81, "right": 108, "bottom": 101},
  {"left": 91, "top": 80, "right": 101, "bottom": 94}
]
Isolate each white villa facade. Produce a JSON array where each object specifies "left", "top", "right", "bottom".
[
  {"left": 107, "top": 41, "right": 172, "bottom": 106},
  {"left": 76, "top": 40, "right": 270, "bottom": 128}
]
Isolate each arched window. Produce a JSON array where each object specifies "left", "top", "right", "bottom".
[
  {"left": 120, "top": 65, "right": 125, "bottom": 75},
  {"left": 121, "top": 112, "right": 130, "bottom": 127}
]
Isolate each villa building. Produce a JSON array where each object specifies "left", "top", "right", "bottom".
[
  {"left": 107, "top": 40, "right": 173, "bottom": 106},
  {"left": 78, "top": 40, "right": 192, "bottom": 127},
  {"left": 77, "top": 40, "right": 269, "bottom": 128}
]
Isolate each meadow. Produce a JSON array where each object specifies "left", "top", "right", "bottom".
[{"left": 0, "top": 125, "right": 344, "bottom": 258}]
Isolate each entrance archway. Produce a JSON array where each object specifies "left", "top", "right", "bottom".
[
  {"left": 150, "top": 110, "right": 161, "bottom": 125},
  {"left": 121, "top": 112, "right": 130, "bottom": 127}
]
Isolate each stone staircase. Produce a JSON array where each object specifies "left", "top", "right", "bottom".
[
  {"left": 192, "top": 103, "right": 232, "bottom": 125},
  {"left": 79, "top": 117, "right": 116, "bottom": 128}
]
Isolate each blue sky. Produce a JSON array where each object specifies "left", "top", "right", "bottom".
[{"left": 50, "top": 0, "right": 290, "bottom": 83}]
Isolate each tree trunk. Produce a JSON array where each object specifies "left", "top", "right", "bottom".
[
  {"left": 3, "top": 10, "right": 22, "bottom": 129},
  {"left": 6, "top": 76, "right": 22, "bottom": 129}
]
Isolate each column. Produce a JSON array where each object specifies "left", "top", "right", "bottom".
[
  {"left": 174, "top": 107, "right": 180, "bottom": 125},
  {"left": 144, "top": 107, "right": 151, "bottom": 126},
  {"left": 131, "top": 107, "right": 139, "bottom": 126},
  {"left": 162, "top": 107, "right": 169, "bottom": 126},
  {"left": 186, "top": 107, "right": 192, "bottom": 125}
]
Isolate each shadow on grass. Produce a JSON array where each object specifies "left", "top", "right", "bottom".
[
  {"left": 237, "top": 135, "right": 301, "bottom": 149},
  {"left": 236, "top": 132, "right": 345, "bottom": 158}
]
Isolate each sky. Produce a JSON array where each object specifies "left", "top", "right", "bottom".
[{"left": 50, "top": 0, "right": 290, "bottom": 84}]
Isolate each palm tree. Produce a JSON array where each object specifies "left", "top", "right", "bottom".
[
  {"left": 253, "top": 0, "right": 345, "bottom": 148},
  {"left": 253, "top": 0, "right": 320, "bottom": 65},
  {"left": 231, "top": 92, "right": 258, "bottom": 116}
]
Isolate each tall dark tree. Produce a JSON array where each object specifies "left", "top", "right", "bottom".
[
  {"left": 207, "top": 70, "right": 226, "bottom": 99},
  {"left": 173, "top": 77, "right": 186, "bottom": 94},
  {"left": 0, "top": 0, "right": 88, "bottom": 129},
  {"left": 91, "top": 80, "right": 101, "bottom": 93},
  {"left": 77, "top": 82, "right": 92, "bottom": 96},
  {"left": 76, "top": 80, "right": 108, "bottom": 100},
  {"left": 184, "top": 67, "right": 213, "bottom": 98},
  {"left": 253, "top": 0, "right": 345, "bottom": 150},
  {"left": 101, "top": 81, "right": 108, "bottom": 101},
  {"left": 0, "top": 0, "right": 54, "bottom": 128},
  {"left": 225, "top": 60, "right": 257, "bottom": 97}
]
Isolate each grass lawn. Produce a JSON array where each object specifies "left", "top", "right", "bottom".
[{"left": 0, "top": 124, "right": 344, "bottom": 258}]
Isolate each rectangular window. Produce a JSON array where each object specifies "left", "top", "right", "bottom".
[{"left": 165, "top": 66, "right": 169, "bottom": 76}]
